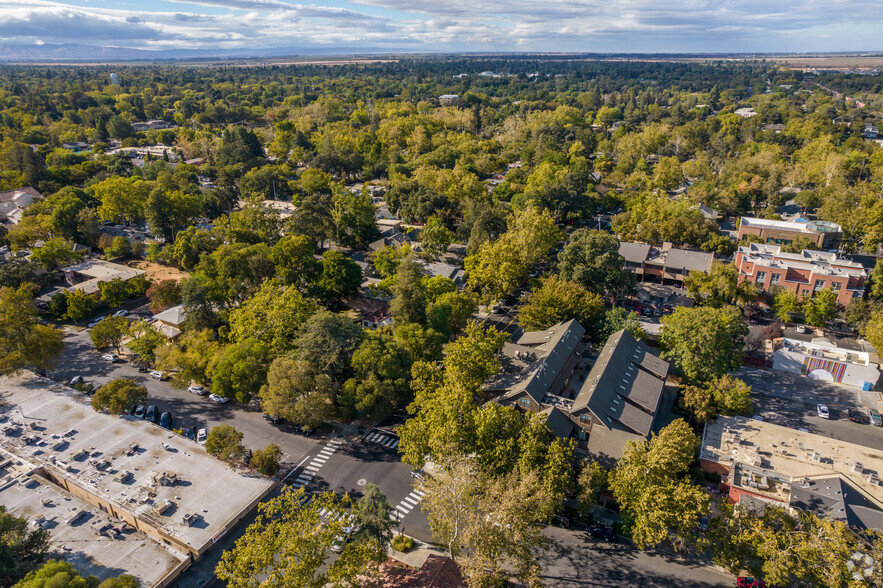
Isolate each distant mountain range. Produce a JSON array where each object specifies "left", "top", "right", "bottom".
[{"left": 0, "top": 43, "right": 393, "bottom": 62}]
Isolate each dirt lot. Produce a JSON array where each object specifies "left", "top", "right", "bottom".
[{"left": 127, "top": 260, "right": 189, "bottom": 282}]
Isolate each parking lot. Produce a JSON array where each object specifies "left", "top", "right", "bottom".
[
  {"left": 48, "top": 326, "right": 319, "bottom": 474},
  {"left": 734, "top": 366, "right": 883, "bottom": 450}
]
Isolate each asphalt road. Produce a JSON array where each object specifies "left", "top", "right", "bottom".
[{"left": 537, "top": 527, "right": 734, "bottom": 587}]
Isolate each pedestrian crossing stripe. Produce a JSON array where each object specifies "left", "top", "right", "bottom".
[
  {"left": 288, "top": 440, "right": 342, "bottom": 489},
  {"left": 364, "top": 431, "right": 399, "bottom": 448}
]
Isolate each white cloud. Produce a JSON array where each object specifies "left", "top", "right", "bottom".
[{"left": 0, "top": 0, "right": 880, "bottom": 52}]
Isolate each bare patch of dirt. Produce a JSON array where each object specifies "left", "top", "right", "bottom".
[{"left": 127, "top": 261, "right": 190, "bottom": 283}]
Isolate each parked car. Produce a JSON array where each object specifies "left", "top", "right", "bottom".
[
  {"left": 88, "top": 316, "right": 107, "bottom": 328},
  {"left": 184, "top": 427, "right": 196, "bottom": 440},
  {"left": 145, "top": 405, "right": 157, "bottom": 422},
  {"left": 133, "top": 405, "right": 145, "bottom": 419},
  {"left": 817, "top": 404, "right": 830, "bottom": 419},
  {"left": 149, "top": 371, "right": 166, "bottom": 381},
  {"left": 587, "top": 525, "right": 616, "bottom": 542},
  {"left": 848, "top": 408, "right": 865, "bottom": 423},
  {"left": 262, "top": 414, "right": 281, "bottom": 424},
  {"left": 112, "top": 309, "right": 129, "bottom": 318},
  {"left": 868, "top": 408, "right": 883, "bottom": 427},
  {"left": 292, "top": 425, "right": 313, "bottom": 436},
  {"left": 196, "top": 428, "right": 207, "bottom": 444},
  {"left": 70, "top": 375, "right": 84, "bottom": 386},
  {"left": 159, "top": 412, "right": 172, "bottom": 429},
  {"left": 209, "top": 394, "right": 229, "bottom": 404},
  {"left": 101, "top": 353, "right": 119, "bottom": 362},
  {"left": 551, "top": 514, "right": 572, "bottom": 528},
  {"left": 796, "top": 324, "right": 807, "bottom": 334},
  {"left": 737, "top": 578, "right": 767, "bottom": 588},
  {"left": 188, "top": 385, "right": 207, "bottom": 395}
]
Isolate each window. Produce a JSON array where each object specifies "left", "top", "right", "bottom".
[
  {"left": 518, "top": 397, "right": 530, "bottom": 409},
  {"left": 831, "top": 281, "right": 841, "bottom": 291},
  {"left": 755, "top": 271, "right": 766, "bottom": 284},
  {"left": 770, "top": 273, "right": 780, "bottom": 284},
  {"left": 579, "top": 414, "right": 591, "bottom": 424},
  {"left": 814, "top": 280, "right": 825, "bottom": 290}
]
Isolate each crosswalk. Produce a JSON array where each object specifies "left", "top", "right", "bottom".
[
  {"left": 364, "top": 430, "right": 399, "bottom": 449},
  {"left": 390, "top": 489, "right": 424, "bottom": 521},
  {"left": 290, "top": 438, "right": 343, "bottom": 489}
]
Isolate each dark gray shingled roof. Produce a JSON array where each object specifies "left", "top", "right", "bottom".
[{"left": 574, "top": 329, "right": 668, "bottom": 437}]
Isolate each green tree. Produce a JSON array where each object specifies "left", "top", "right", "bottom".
[
  {"left": 126, "top": 319, "right": 167, "bottom": 365},
  {"left": 92, "top": 176, "right": 150, "bottom": 223},
  {"left": 389, "top": 254, "right": 426, "bottom": 325},
  {"left": 63, "top": 289, "right": 94, "bottom": 323},
  {"left": 146, "top": 279, "right": 181, "bottom": 313},
  {"left": 426, "top": 291, "right": 478, "bottom": 340},
  {"left": 609, "top": 419, "right": 709, "bottom": 551},
  {"left": 228, "top": 282, "right": 318, "bottom": 354},
  {"left": 444, "top": 321, "right": 508, "bottom": 392},
  {"left": 577, "top": 462, "right": 608, "bottom": 510},
  {"left": 104, "top": 236, "right": 131, "bottom": 260},
  {"left": 293, "top": 311, "right": 363, "bottom": 381},
  {"left": 269, "top": 234, "right": 321, "bottom": 292},
  {"left": 89, "top": 316, "right": 129, "bottom": 353},
  {"left": 862, "top": 309, "right": 883, "bottom": 351},
  {"left": 13, "top": 560, "right": 137, "bottom": 588},
  {"left": 393, "top": 322, "right": 444, "bottom": 362},
  {"left": 258, "top": 358, "right": 336, "bottom": 429},
  {"left": 211, "top": 338, "right": 271, "bottom": 404},
  {"left": 518, "top": 275, "right": 604, "bottom": 332},
  {"left": 91, "top": 379, "right": 148, "bottom": 415},
  {"left": 422, "top": 275, "right": 457, "bottom": 303},
  {"left": 171, "top": 227, "right": 221, "bottom": 270},
  {"left": 155, "top": 329, "right": 222, "bottom": 389},
  {"left": 97, "top": 278, "right": 129, "bottom": 308},
  {"left": 216, "top": 489, "right": 383, "bottom": 588},
  {"left": 659, "top": 306, "right": 748, "bottom": 384},
  {"left": 596, "top": 306, "right": 644, "bottom": 344},
  {"left": 318, "top": 250, "right": 362, "bottom": 302},
  {"left": 341, "top": 331, "right": 412, "bottom": 421},
  {"left": 420, "top": 216, "right": 455, "bottom": 259},
  {"left": 0, "top": 506, "right": 49, "bottom": 587},
  {"left": 803, "top": 288, "right": 838, "bottom": 328},
  {"left": 557, "top": 228, "right": 635, "bottom": 299},
  {"left": 0, "top": 284, "right": 65, "bottom": 376},
  {"left": 205, "top": 424, "right": 245, "bottom": 465},
  {"left": 780, "top": 235, "right": 822, "bottom": 254},
  {"left": 30, "top": 238, "right": 83, "bottom": 270},
  {"left": 773, "top": 288, "right": 801, "bottom": 323},
  {"left": 684, "top": 262, "right": 756, "bottom": 307},
  {"left": 331, "top": 190, "right": 378, "bottom": 247},
  {"left": 372, "top": 243, "right": 411, "bottom": 279},
  {"left": 249, "top": 444, "right": 283, "bottom": 476},
  {"left": 352, "top": 484, "right": 395, "bottom": 549}
]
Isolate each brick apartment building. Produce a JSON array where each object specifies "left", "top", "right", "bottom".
[
  {"left": 737, "top": 217, "right": 843, "bottom": 250},
  {"left": 734, "top": 243, "right": 866, "bottom": 306}
]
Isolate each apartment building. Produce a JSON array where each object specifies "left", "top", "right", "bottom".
[{"left": 734, "top": 243, "right": 866, "bottom": 306}]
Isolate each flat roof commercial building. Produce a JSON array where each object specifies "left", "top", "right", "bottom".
[
  {"left": 737, "top": 217, "right": 843, "bottom": 250},
  {"left": 0, "top": 372, "right": 274, "bottom": 586},
  {"left": 701, "top": 416, "right": 883, "bottom": 530},
  {"left": 734, "top": 243, "right": 866, "bottom": 306}
]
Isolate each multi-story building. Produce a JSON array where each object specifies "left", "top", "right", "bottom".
[
  {"left": 737, "top": 217, "right": 843, "bottom": 250},
  {"left": 734, "top": 243, "right": 866, "bottom": 306},
  {"left": 618, "top": 242, "right": 714, "bottom": 287},
  {"left": 701, "top": 416, "right": 883, "bottom": 531}
]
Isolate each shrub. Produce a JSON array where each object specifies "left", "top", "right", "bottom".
[{"left": 391, "top": 534, "right": 414, "bottom": 552}]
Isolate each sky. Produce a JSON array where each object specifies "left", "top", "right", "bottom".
[{"left": 0, "top": 0, "right": 881, "bottom": 53}]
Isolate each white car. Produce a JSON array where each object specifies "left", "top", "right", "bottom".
[
  {"left": 209, "top": 394, "right": 229, "bottom": 404},
  {"left": 196, "top": 428, "right": 207, "bottom": 444},
  {"left": 88, "top": 316, "right": 107, "bottom": 328},
  {"left": 101, "top": 353, "right": 119, "bottom": 362},
  {"left": 149, "top": 371, "right": 166, "bottom": 380},
  {"left": 817, "top": 403, "right": 830, "bottom": 419},
  {"left": 112, "top": 309, "right": 129, "bottom": 318},
  {"left": 796, "top": 324, "right": 807, "bottom": 334},
  {"left": 188, "top": 385, "right": 207, "bottom": 395}
]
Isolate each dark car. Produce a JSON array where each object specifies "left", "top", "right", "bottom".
[
  {"left": 133, "top": 405, "right": 145, "bottom": 419},
  {"left": 159, "top": 412, "right": 172, "bottom": 429},
  {"left": 184, "top": 427, "right": 196, "bottom": 440},
  {"left": 587, "top": 525, "right": 616, "bottom": 542},
  {"left": 145, "top": 405, "right": 157, "bottom": 423},
  {"left": 551, "top": 514, "right": 572, "bottom": 528},
  {"left": 737, "top": 578, "right": 767, "bottom": 588},
  {"left": 263, "top": 414, "right": 282, "bottom": 424},
  {"left": 848, "top": 408, "right": 866, "bottom": 423},
  {"left": 293, "top": 425, "right": 313, "bottom": 436}
]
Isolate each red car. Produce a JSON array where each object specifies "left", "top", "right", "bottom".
[{"left": 737, "top": 578, "right": 767, "bottom": 588}]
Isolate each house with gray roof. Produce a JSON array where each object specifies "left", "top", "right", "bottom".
[
  {"left": 485, "top": 320, "right": 586, "bottom": 413},
  {"left": 618, "top": 241, "right": 714, "bottom": 287},
  {"left": 570, "top": 329, "right": 669, "bottom": 464}
]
